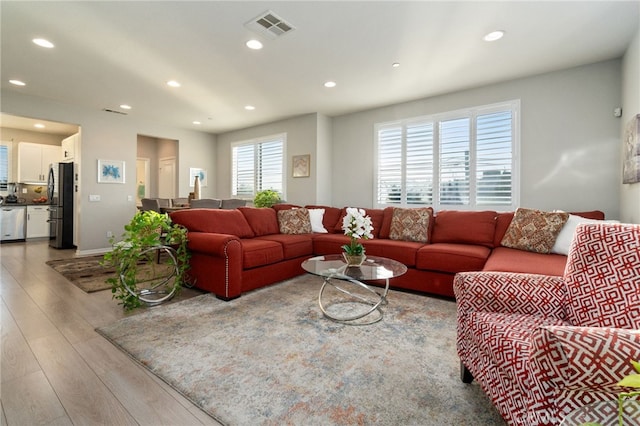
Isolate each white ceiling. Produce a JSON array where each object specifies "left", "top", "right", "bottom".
[{"left": 1, "top": 1, "right": 638, "bottom": 134}]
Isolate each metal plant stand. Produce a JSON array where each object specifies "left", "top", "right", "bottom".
[{"left": 119, "top": 244, "right": 180, "bottom": 306}]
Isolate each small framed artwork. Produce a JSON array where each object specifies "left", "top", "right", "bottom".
[
  {"left": 189, "top": 167, "right": 208, "bottom": 187},
  {"left": 292, "top": 154, "right": 310, "bottom": 178},
  {"left": 97, "top": 159, "right": 125, "bottom": 184}
]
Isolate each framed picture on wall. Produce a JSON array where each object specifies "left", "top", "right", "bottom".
[
  {"left": 292, "top": 154, "right": 310, "bottom": 178},
  {"left": 97, "top": 159, "right": 125, "bottom": 184},
  {"left": 189, "top": 168, "right": 208, "bottom": 187}
]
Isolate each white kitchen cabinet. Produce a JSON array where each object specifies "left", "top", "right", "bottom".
[
  {"left": 61, "top": 133, "right": 78, "bottom": 162},
  {"left": 27, "top": 205, "right": 50, "bottom": 238},
  {"left": 18, "top": 142, "right": 61, "bottom": 183}
]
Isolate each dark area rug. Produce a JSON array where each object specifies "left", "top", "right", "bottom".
[
  {"left": 97, "top": 274, "right": 505, "bottom": 425},
  {"left": 46, "top": 255, "right": 114, "bottom": 292}
]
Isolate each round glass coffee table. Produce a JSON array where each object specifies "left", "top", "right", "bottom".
[{"left": 301, "top": 254, "right": 407, "bottom": 325}]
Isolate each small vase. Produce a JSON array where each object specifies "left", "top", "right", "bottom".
[
  {"left": 343, "top": 252, "right": 366, "bottom": 267},
  {"left": 193, "top": 175, "right": 201, "bottom": 200}
]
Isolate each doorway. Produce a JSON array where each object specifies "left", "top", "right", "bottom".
[
  {"left": 158, "top": 156, "right": 176, "bottom": 199},
  {"left": 136, "top": 158, "right": 150, "bottom": 206}
]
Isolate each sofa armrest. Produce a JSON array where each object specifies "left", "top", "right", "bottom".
[
  {"left": 186, "top": 232, "right": 240, "bottom": 256},
  {"left": 527, "top": 326, "right": 640, "bottom": 425},
  {"left": 454, "top": 271, "right": 568, "bottom": 319}
]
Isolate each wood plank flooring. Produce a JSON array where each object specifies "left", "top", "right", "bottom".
[{"left": 1, "top": 240, "right": 222, "bottom": 426}]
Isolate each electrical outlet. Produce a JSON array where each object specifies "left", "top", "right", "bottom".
[
  {"left": 106, "top": 231, "right": 113, "bottom": 238},
  {"left": 89, "top": 194, "right": 101, "bottom": 202},
  {"left": 22, "top": 188, "right": 28, "bottom": 193}
]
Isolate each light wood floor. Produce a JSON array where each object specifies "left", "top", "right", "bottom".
[{"left": 1, "top": 240, "right": 222, "bottom": 426}]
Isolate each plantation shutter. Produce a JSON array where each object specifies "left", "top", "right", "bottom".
[
  {"left": 377, "top": 125, "right": 403, "bottom": 204},
  {"left": 406, "top": 122, "right": 434, "bottom": 204},
  {"left": 232, "top": 134, "right": 285, "bottom": 198},
  {"left": 475, "top": 111, "right": 513, "bottom": 205},
  {"left": 232, "top": 144, "right": 255, "bottom": 197},
  {"left": 439, "top": 118, "right": 470, "bottom": 205},
  {"left": 257, "top": 139, "right": 283, "bottom": 193}
]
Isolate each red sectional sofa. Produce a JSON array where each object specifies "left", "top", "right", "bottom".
[{"left": 169, "top": 205, "right": 604, "bottom": 301}]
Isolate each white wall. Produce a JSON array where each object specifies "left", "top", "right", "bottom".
[
  {"left": 620, "top": 28, "right": 640, "bottom": 224},
  {"left": 216, "top": 113, "right": 323, "bottom": 205},
  {"left": 331, "top": 60, "right": 623, "bottom": 219},
  {"left": 1, "top": 91, "right": 217, "bottom": 254}
]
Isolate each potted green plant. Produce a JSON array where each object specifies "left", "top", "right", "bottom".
[
  {"left": 102, "top": 210, "right": 190, "bottom": 310},
  {"left": 253, "top": 189, "right": 282, "bottom": 208}
]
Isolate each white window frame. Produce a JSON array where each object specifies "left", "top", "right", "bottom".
[
  {"left": 374, "top": 100, "right": 520, "bottom": 211},
  {"left": 0, "top": 141, "right": 13, "bottom": 193},
  {"left": 231, "top": 133, "right": 286, "bottom": 199}
]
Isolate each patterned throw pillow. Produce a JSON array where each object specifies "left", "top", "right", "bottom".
[
  {"left": 501, "top": 208, "right": 569, "bottom": 254},
  {"left": 277, "top": 208, "right": 312, "bottom": 234},
  {"left": 389, "top": 207, "right": 432, "bottom": 243}
]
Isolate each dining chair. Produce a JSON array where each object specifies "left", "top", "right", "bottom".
[
  {"left": 190, "top": 198, "right": 222, "bottom": 208},
  {"left": 141, "top": 198, "right": 161, "bottom": 212},
  {"left": 220, "top": 199, "right": 247, "bottom": 209}
]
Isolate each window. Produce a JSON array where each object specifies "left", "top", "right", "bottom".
[
  {"left": 375, "top": 100, "right": 519, "bottom": 210},
  {"left": 0, "top": 142, "right": 10, "bottom": 191},
  {"left": 232, "top": 134, "right": 285, "bottom": 198}
]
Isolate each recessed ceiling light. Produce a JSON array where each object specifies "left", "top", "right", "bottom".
[
  {"left": 9, "top": 79, "right": 26, "bottom": 86},
  {"left": 120, "top": 104, "right": 132, "bottom": 110},
  {"left": 483, "top": 30, "right": 505, "bottom": 42},
  {"left": 246, "top": 39, "right": 263, "bottom": 50},
  {"left": 244, "top": 105, "right": 256, "bottom": 111},
  {"left": 34, "top": 123, "right": 45, "bottom": 129},
  {"left": 193, "top": 121, "right": 201, "bottom": 125},
  {"left": 324, "top": 81, "right": 336, "bottom": 88},
  {"left": 167, "top": 80, "right": 181, "bottom": 87},
  {"left": 392, "top": 62, "right": 400, "bottom": 68},
  {"left": 33, "top": 38, "right": 54, "bottom": 48}
]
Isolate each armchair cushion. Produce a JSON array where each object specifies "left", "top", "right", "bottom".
[
  {"left": 528, "top": 326, "right": 640, "bottom": 425},
  {"left": 564, "top": 223, "right": 640, "bottom": 328}
]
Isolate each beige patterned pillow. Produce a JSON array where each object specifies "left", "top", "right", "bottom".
[
  {"left": 501, "top": 208, "right": 569, "bottom": 254},
  {"left": 389, "top": 207, "right": 432, "bottom": 243},
  {"left": 277, "top": 208, "right": 312, "bottom": 234}
]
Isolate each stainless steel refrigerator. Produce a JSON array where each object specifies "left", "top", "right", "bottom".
[{"left": 47, "top": 162, "right": 74, "bottom": 249}]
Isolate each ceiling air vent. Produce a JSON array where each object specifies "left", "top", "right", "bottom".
[
  {"left": 102, "top": 108, "right": 128, "bottom": 115},
  {"left": 245, "top": 10, "right": 295, "bottom": 39}
]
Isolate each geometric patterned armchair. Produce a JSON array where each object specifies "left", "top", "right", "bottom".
[{"left": 454, "top": 223, "right": 640, "bottom": 425}]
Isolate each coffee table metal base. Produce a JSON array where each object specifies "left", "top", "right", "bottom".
[{"left": 318, "top": 275, "right": 389, "bottom": 325}]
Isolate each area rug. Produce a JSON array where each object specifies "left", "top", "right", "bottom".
[
  {"left": 97, "top": 275, "right": 504, "bottom": 425},
  {"left": 46, "top": 255, "right": 113, "bottom": 292}
]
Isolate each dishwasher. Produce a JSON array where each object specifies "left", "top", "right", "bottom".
[{"left": 0, "top": 205, "right": 27, "bottom": 241}]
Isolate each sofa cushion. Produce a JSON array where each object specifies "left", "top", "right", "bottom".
[
  {"left": 389, "top": 207, "right": 433, "bottom": 243},
  {"left": 305, "top": 205, "right": 343, "bottom": 231},
  {"left": 431, "top": 210, "right": 497, "bottom": 248},
  {"left": 239, "top": 239, "right": 284, "bottom": 269},
  {"left": 501, "top": 208, "right": 569, "bottom": 254},
  {"left": 277, "top": 208, "right": 312, "bottom": 234},
  {"left": 170, "top": 208, "right": 254, "bottom": 238},
  {"left": 416, "top": 243, "right": 491, "bottom": 273},
  {"left": 493, "top": 212, "right": 515, "bottom": 247},
  {"left": 312, "top": 233, "right": 351, "bottom": 255},
  {"left": 239, "top": 207, "right": 280, "bottom": 236},
  {"left": 361, "top": 239, "right": 422, "bottom": 267},
  {"left": 255, "top": 234, "right": 313, "bottom": 259},
  {"left": 483, "top": 246, "right": 567, "bottom": 276},
  {"left": 333, "top": 208, "right": 385, "bottom": 238},
  {"left": 308, "top": 208, "right": 328, "bottom": 233}
]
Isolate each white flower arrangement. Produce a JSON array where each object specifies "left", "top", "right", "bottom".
[{"left": 341, "top": 207, "right": 374, "bottom": 255}]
